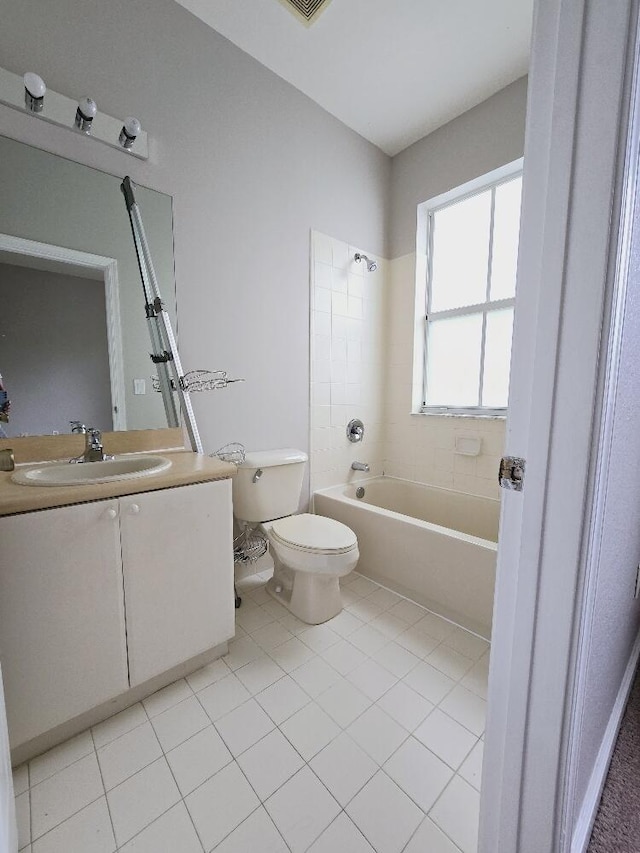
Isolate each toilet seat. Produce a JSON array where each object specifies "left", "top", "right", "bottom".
[{"left": 270, "top": 513, "right": 357, "bottom": 555}]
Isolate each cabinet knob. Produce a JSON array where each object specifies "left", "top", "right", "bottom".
[
  {"left": 106, "top": 508, "right": 118, "bottom": 520},
  {"left": 129, "top": 503, "right": 140, "bottom": 515}
]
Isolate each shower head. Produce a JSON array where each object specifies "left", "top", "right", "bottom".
[{"left": 354, "top": 252, "right": 378, "bottom": 272}]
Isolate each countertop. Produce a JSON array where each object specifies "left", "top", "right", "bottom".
[{"left": 0, "top": 451, "right": 236, "bottom": 516}]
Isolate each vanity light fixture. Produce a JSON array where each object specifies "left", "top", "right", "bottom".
[
  {"left": 119, "top": 116, "right": 141, "bottom": 150},
  {"left": 23, "top": 71, "right": 46, "bottom": 112},
  {"left": 74, "top": 96, "right": 97, "bottom": 133}
]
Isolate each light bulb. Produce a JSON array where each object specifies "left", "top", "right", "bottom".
[
  {"left": 119, "top": 116, "right": 141, "bottom": 149},
  {"left": 74, "top": 96, "right": 98, "bottom": 132},
  {"left": 23, "top": 72, "right": 46, "bottom": 112}
]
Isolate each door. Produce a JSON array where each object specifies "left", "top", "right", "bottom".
[
  {"left": 0, "top": 500, "right": 129, "bottom": 749},
  {"left": 120, "top": 480, "right": 235, "bottom": 686}
]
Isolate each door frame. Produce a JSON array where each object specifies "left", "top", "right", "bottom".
[{"left": 481, "top": 1, "right": 639, "bottom": 851}]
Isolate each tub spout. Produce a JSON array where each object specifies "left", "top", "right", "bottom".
[{"left": 352, "top": 461, "right": 370, "bottom": 472}]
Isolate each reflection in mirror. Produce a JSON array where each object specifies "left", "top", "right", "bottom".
[{"left": 0, "top": 135, "right": 177, "bottom": 439}]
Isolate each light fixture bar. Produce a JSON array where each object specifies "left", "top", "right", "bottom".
[{"left": 0, "top": 66, "right": 148, "bottom": 160}]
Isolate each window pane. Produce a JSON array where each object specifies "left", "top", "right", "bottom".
[
  {"left": 482, "top": 308, "right": 514, "bottom": 408},
  {"left": 430, "top": 190, "right": 491, "bottom": 312},
  {"left": 425, "top": 313, "right": 483, "bottom": 407},
  {"left": 490, "top": 176, "right": 522, "bottom": 301}
]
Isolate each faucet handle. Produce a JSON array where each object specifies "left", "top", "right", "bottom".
[{"left": 70, "top": 421, "right": 87, "bottom": 434}]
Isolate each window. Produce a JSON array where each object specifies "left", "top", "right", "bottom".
[{"left": 420, "top": 166, "right": 523, "bottom": 415}]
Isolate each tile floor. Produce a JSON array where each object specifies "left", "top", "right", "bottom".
[{"left": 13, "top": 570, "right": 489, "bottom": 853}]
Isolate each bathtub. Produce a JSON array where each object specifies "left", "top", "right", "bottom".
[{"left": 313, "top": 477, "right": 499, "bottom": 638}]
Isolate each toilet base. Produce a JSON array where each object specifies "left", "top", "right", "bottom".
[{"left": 266, "top": 565, "right": 343, "bottom": 625}]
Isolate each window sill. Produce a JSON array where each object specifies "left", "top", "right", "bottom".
[{"left": 411, "top": 410, "right": 507, "bottom": 421}]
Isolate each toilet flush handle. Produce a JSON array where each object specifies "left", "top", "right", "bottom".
[{"left": 252, "top": 468, "right": 263, "bottom": 484}]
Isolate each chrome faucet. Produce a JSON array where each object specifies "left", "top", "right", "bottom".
[
  {"left": 83, "top": 428, "right": 107, "bottom": 462},
  {"left": 351, "top": 461, "right": 370, "bottom": 472}
]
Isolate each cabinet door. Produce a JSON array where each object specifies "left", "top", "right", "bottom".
[
  {"left": 120, "top": 480, "right": 235, "bottom": 686},
  {"left": 0, "top": 501, "right": 129, "bottom": 749}
]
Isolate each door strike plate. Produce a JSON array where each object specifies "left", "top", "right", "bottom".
[{"left": 499, "top": 456, "right": 526, "bottom": 491}]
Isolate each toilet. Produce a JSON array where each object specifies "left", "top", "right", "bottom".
[{"left": 232, "top": 449, "right": 359, "bottom": 624}]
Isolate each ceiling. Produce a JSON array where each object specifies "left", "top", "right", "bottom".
[{"left": 174, "top": 0, "right": 534, "bottom": 156}]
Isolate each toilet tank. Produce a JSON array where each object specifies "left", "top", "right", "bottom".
[{"left": 233, "top": 449, "right": 308, "bottom": 523}]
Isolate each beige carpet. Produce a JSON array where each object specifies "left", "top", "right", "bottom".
[{"left": 588, "top": 671, "right": 640, "bottom": 852}]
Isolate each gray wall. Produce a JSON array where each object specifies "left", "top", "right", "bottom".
[
  {"left": 0, "top": 0, "right": 390, "bottom": 456},
  {"left": 0, "top": 263, "right": 112, "bottom": 436},
  {"left": 390, "top": 76, "right": 528, "bottom": 258}
]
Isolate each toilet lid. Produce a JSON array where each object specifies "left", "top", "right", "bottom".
[{"left": 270, "top": 513, "right": 357, "bottom": 554}]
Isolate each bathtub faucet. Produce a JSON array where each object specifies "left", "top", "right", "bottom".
[{"left": 351, "top": 461, "right": 370, "bottom": 472}]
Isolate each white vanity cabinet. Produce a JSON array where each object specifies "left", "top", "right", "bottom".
[
  {"left": 0, "top": 499, "right": 129, "bottom": 748},
  {"left": 0, "top": 477, "right": 234, "bottom": 751}
]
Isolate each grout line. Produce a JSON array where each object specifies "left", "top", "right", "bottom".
[{"left": 90, "top": 727, "right": 118, "bottom": 852}]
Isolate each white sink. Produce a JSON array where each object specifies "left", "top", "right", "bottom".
[{"left": 12, "top": 454, "right": 172, "bottom": 487}]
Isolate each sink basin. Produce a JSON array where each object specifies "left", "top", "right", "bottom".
[{"left": 12, "top": 454, "right": 172, "bottom": 487}]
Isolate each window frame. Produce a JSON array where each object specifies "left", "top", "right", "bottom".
[{"left": 418, "top": 160, "right": 523, "bottom": 417}]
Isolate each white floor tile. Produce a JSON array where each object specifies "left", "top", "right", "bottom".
[
  {"left": 31, "top": 752, "right": 104, "bottom": 840},
  {"left": 267, "top": 637, "right": 316, "bottom": 673},
  {"left": 185, "top": 658, "right": 231, "bottom": 693},
  {"left": 377, "top": 682, "right": 434, "bottom": 733},
  {"left": 185, "top": 761, "right": 259, "bottom": 851},
  {"left": 265, "top": 766, "right": 341, "bottom": 853},
  {"left": 460, "top": 658, "right": 490, "bottom": 700},
  {"left": 12, "top": 764, "right": 28, "bottom": 796},
  {"left": 414, "top": 709, "right": 478, "bottom": 770},
  {"left": 347, "top": 705, "right": 407, "bottom": 765},
  {"left": 414, "top": 612, "right": 457, "bottom": 642},
  {"left": 223, "top": 636, "right": 266, "bottom": 670},
  {"left": 439, "top": 685, "right": 487, "bottom": 736},
  {"left": 366, "top": 587, "right": 402, "bottom": 610},
  {"left": 29, "top": 731, "right": 94, "bottom": 786},
  {"left": 107, "top": 758, "right": 180, "bottom": 847},
  {"left": 430, "top": 775, "right": 480, "bottom": 853},
  {"left": 31, "top": 798, "right": 114, "bottom": 853},
  {"left": 256, "top": 675, "right": 311, "bottom": 724},
  {"left": 166, "top": 725, "right": 232, "bottom": 796},
  {"left": 213, "top": 806, "right": 288, "bottom": 853},
  {"left": 92, "top": 704, "right": 148, "bottom": 750},
  {"left": 196, "top": 673, "right": 251, "bottom": 721},
  {"left": 142, "top": 679, "right": 193, "bottom": 718},
  {"left": 425, "top": 645, "right": 475, "bottom": 681},
  {"left": 383, "top": 737, "right": 453, "bottom": 813},
  {"left": 250, "top": 621, "right": 294, "bottom": 650},
  {"left": 298, "top": 624, "right": 341, "bottom": 654},
  {"left": 373, "top": 641, "right": 421, "bottom": 679},
  {"left": 235, "top": 656, "right": 285, "bottom": 695},
  {"left": 280, "top": 702, "right": 341, "bottom": 761},
  {"left": 97, "top": 722, "right": 162, "bottom": 791},
  {"left": 321, "top": 639, "right": 368, "bottom": 675},
  {"left": 325, "top": 609, "right": 365, "bottom": 638},
  {"left": 404, "top": 816, "right": 461, "bottom": 853},
  {"left": 347, "top": 599, "right": 385, "bottom": 623},
  {"left": 215, "top": 698, "right": 275, "bottom": 756},
  {"left": 261, "top": 598, "right": 291, "bottom": 620},
  {"left": 370, "top": 612, "right": 407, "bottom": 640},
  {"left": 403, "top": 661, "right": 455, "bottom": 705},
  {"left": 348, "top": 659, "right": 397, "bottom": 702},
  {"left": 387, "top": 599, "right": 427, "bottom": 626},
  {"left": 235, "top": 604, "right": 274, "bottom": 633},
  {"left": 349, "top": 577, "right": 379, "bottom": 597},
  {"left": 316, "top": 678, "right": 371, "bottom": 728},
  {"left": 117, "top": 803, "right": 202, "bottom": 853},
  {"left": 290, "top": 657, "right": 340, "bottom": 698},
  {"left": 237, "top": 729, "right": 304, "bottom": 799},
  {"left": 443, "top": 628, "right": 490, "bottom": 661},
  {"left": 458, "top": 739, "right": 484, "bottom": 791},
  {"left": 308, "top": 813, "right": 375, "bottom": 853},
  {"left": 348, "top": 624, "right": 388, "bottom": 656},
  {"left": 151, "top": 696, "right": 211, "bottom": 752},
  {"left": 346, "top": 770, "right": 424, "bottom": 853},
  {"left": 16, "top": 791, "right": 30, "bottom": 850},
  {"left": 277, "top": 614, "right": 309, "bottom": 635},
  {"left": 395, "top": 626, "right": 440, "bottom": 658},
  {"left": 310, "top": 732, "right": 377, "bottom": 807}
]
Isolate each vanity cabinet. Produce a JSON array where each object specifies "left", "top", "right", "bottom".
[{"left": 0, "top": 478, "right": 234, "bottom": 750}]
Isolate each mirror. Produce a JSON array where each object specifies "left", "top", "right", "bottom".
[{"left": 0, "top": 135, "right": 177, "bottom": 438}]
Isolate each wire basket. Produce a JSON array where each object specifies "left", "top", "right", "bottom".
[
  {"left": 212, "top": 442, "right": 246, "bottom": 466},
  {"left": 152, "top": 370, "right": 244, "bottom": 393},
  {"left": 233, "top": 529, "right": 268, "bottom": 564}
]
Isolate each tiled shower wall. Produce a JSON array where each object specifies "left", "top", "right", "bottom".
[
  {"left": 383, "top": 254, "right": 505, "bottom": 500},
  {"left": 309, "top": 231, "right": 386, "bottom": 493},
  {"left": 310, "top": 236, "right": 505, "bottom": 500}
]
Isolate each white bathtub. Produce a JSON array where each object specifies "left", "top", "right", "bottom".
[{"left": 313, "top": 477, "right": 499, "bottom": 638}]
